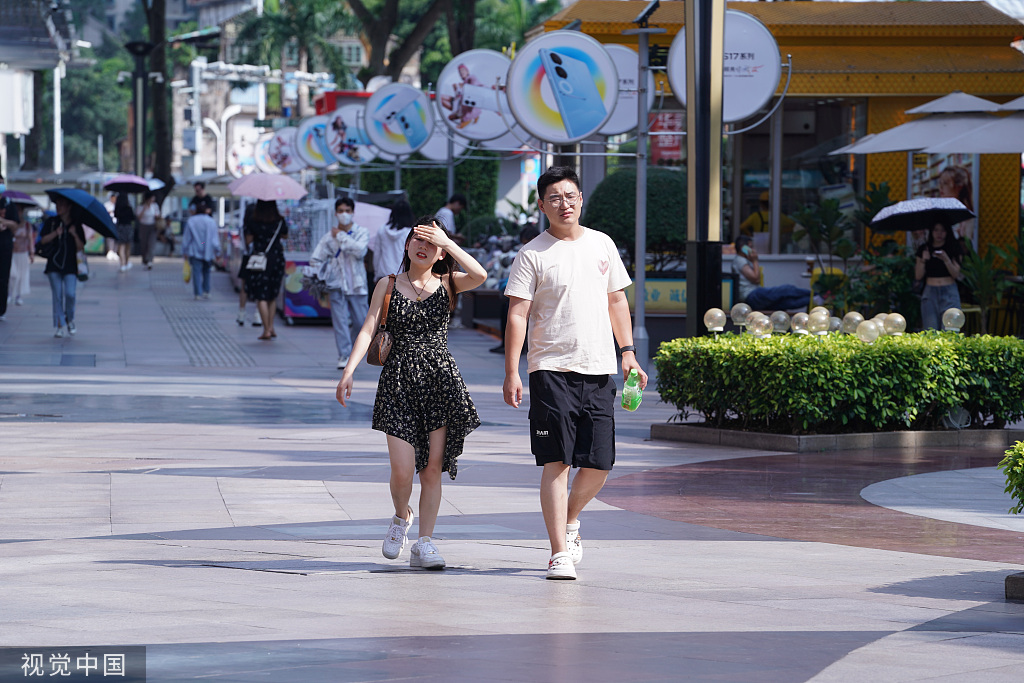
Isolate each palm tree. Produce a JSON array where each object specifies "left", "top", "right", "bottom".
[{"left": 234, "top": 0, "right": 356, "bottom": 117}]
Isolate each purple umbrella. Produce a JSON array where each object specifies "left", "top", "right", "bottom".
[{"left": 2, "top": 190, "right": 40, "bottom": 206}]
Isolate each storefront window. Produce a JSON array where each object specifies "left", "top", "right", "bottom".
[{"left": 729, "top": 97, "right": 867, "bottom": 254}]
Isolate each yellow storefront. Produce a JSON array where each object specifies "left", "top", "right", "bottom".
[{"left": 540, "top": 0, "right": 1024, "bottom": 251}]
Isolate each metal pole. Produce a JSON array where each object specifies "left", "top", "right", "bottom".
[
  {"left": 191, "top": 58, "right": 206, "bottom": 177},
  {"left": 770, "top": 106, "right": 782, "bottom": 254},
  {"left": 446, "top": 136, "right": 455, "bottom": 200},
  {"left": 135, "top": 58, "right": 145, "bottom": 175},
  {"left": 53, "top": 64, "right": 63, "bottom": 174},
  {"left": 684, "top": 0, "right": 725, "bottom": 338},
  {"left": 623, "top": 25, "right": 665, "bottom": 361},
  {"left": 98, "top": 134, "right": 104, "bottom": 172}
]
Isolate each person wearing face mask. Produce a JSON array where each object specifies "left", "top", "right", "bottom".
[{"left": 309, "top": 197, "right": 369, "bottom": 369}]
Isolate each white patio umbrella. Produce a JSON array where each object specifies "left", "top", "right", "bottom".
[
  {"left": 922, "top": 96, "right": 1024, "bottom": 153},
  {"left": 831, "top": 112, "right": 997, "bottom": 155}
]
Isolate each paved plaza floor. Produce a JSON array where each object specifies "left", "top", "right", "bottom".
[{"left": 1, "top": 257, "right": 1023, "bottom": 682}]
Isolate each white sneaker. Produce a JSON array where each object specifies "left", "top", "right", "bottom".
[
  {"left": 106, "top": 250, "right": 118, "bottom": 261},
  {"left": 382, "top": 507, "right": 414, "bottom": 560},
  {"left": 14, "top": 297, "right": 23, "bottom": 306},
  {"left": 337, "top": 356, "right": 350, "bottom": 370},
  {"left": 410, "top": 537, "right": 446, "bottom": 569},
  {"left": 566, "top": 521, "right": 582, "bottom": 566},
  {"left": 54, "top": 327, "right": 65, "bottom": 338},
  {"left": 546, "top": 552, "right": 577, "bottom": 580},
  {"left": 236, "top": 311, "right": 245, "bottom": 326},
  {"left": 67, "top": 321, "right": 76, "bottom": 336},
  {"left": 126, "top": 262, "right": 133, "bottom": 270}
]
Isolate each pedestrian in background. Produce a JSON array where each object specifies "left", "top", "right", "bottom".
[
  {"left": 235, "top": 204, "right": 259, "bottom": 327},
  {"left": 435, "top": 193, "right": 466, "bottom": 237},
  {"left": 38, "top": 196, "right": 85, "bottom": 337},
  {"left": 136, "top": 192, "right": 161, "bottom": 270},
  {"left": 0, "top": 175, "right": 19, "bottom": 320},
  {"left": 309, "top": 197, "right": 369, "bottom": 369},
  {"left": 915, "top": 220, "right": 963, "bottom": 330},
  {"left": 369, "top": 200, "right": 414, "bottom": 285},
  {"left": 181, "top": 205, "right": 221, "bottom": 301},
  {"left": 503, "top": 166, "right": 648, "bottom": 581},
  {"left": 113, "top": 193, "right": 135, "bottom": 273},
  {"left": 189, "top": 182, "right": 215, "bottom": 215},
  {"left": 8, "top": 213, "right": 35, "bottom": 307},
  {"left": 243, "top": 200, "right": 289, "bottom": 340},
  {"left": 336, "top": 219, "right": 486, "bottom": 570}
]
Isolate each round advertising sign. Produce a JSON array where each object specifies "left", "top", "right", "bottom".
[
  {"left": 667, "top": 10, "right": 782, "bottom": 124},
  {"left": 600, "top": 44, "right": 656, "bottom": 136},
  {"left": 268, "top": 127, "right": 306, "bottom": 173},
  {"left": 506, "top": 31, "right": 618, "bottom": 144},
  {"left": 294, "top": 115, "right": 336, "bottom": 169},
  {"left": 227, "top": 138, "right": 256, "bottom": 178},
  {"left": 417, "top": 124, "right": 471, "bottom": 162},
  {"left": 435, "top": 49, "right": 513, "bottom": 142},
  {"left": 253, "top": 133, "right": 281, "bottom": 174},
  {"left": 324, "top": 104, "right": 378, "bottom": 166},
  {"left": 364, "top": 83, "right": 435, "bottom": 156}
]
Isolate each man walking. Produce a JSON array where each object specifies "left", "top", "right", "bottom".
[
  {"left": 435, "top": 193, "right": 466, "bottom": 238},
  {"left": 181, "top": 205, "right": 220, "bottom": 300},
  {"left": 309, "top": 197, "right": 369, "bottom": 369},
  {"left": 502, "top": 166, "right": 648, "bottom": 580}
]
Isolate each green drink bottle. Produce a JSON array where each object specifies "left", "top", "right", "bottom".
[{"left": 621, "top": 369, "right": 642, "bottom": 412}]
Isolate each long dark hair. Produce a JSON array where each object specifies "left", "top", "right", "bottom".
[
  {"left": 401, "top": 214, "right": 459, "bottom": 314},
  {"left": 387, "top": 199, "right": 415, "bottom": 230},
  {"left": 252, "top": 199, "right": 282, "bottom": 223},
  {"left": 920, "top": 220, "right": 963, "bottom": 259}
]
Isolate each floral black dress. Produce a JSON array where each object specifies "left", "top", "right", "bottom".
[
  {"left": 371, "top": 282, "right": 480, "bottom": 479},
  {"left": 243, "top": 218, "right": 288, "bottom": 302}
]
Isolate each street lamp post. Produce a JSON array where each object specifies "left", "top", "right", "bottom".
[{"left": 125, "top": 40, "right": 156, "bottom": 177}]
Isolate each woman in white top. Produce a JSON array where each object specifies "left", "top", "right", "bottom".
[
  {"left": 136, "top": 192, "right": 161, "bottom": 270},
  {"left": 370, "top": 200, "right": 414, "bottom": 285}
]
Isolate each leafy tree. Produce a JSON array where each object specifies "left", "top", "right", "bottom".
[
  {"left": 31, "top": 54, "right": 132, "bottom": 172},
  {"left": 475, "top": 0, "right": 561, "bottom": 54},
  {"left": 346, "top": 0, "right": 449, "bottom": 82},
  {"left": 582, "top": 167, "right": 687, "bottom": 272},
  {"left": 235, "top": 0, "right": 357, "bottom": 116}
]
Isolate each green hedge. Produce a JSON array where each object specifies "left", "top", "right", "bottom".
[{"left": 654, "top": 332, "right": 1024, "bottom": 434}]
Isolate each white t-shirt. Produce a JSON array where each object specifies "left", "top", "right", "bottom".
[
  {"left": 504, "top": 227, "right": 631, "bottom": 376},
  {"left": 369, "top": 224, "right": 411, "bottom": 279},
  {"left": 436, "top": 206, "right": 456, "bottom": 233}
]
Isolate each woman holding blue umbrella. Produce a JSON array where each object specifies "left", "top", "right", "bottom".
[{"left": 37, "top": 196, "right": 86, "bottom": 337}]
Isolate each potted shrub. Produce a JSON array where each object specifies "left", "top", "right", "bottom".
[{"left": 999, "top": 440, "right": 1024, "bottom": 514}]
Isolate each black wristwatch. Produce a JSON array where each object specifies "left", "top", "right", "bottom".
[{"left": 619, "top": 345, "right": 636, "bottom": 354}]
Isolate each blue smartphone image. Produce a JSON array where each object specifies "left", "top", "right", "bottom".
[
  {"left": 538, "top": 48, "right": 608, "bottom": 139},
  {"left": 371, "top": 91, "right": 429, "bottom": 150},
  {"left": 393, "top": 101, "right": 429, "bottom": 149}
]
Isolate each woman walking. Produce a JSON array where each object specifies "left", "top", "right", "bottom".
[
  {"left": 37, "top": 197, "right": 86, "bottom": 337},
  {"left": 242, "top": 200, "right": 288, "bottom": 340},
  {"left": 369, "top": 200, "right": 414, "bottom": 285},
  {"left": 8, "top": 216, "right": 34, "bottom": 306},
  {"left": 136, "top": 192, "right": 161, "bottom": 270},
  {"left": 915, "top": 220, "right": 963, "bottom": 330},
  {"left": 113, "top": 193, "right": 135, "bottom": 272},
  {"left": 336, "top": 218, "right": 486, "bottom": 569}
]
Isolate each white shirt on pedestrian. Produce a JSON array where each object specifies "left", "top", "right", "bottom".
[
  {"left": 309, "top": 223, "right": 369, "bottom": 295},
  {"left": 504, "top": 227, "right": 631, "bottom": 376},
  {"left": 369, "top": 224, "right": 411, "bottom": 280}
]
